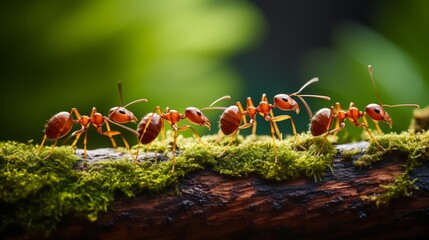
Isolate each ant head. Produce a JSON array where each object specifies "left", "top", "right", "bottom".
[
  {"left": 273, "top": 94, "right": 300, "bottom": 114},
  {"left": 108, "top": 106, "right": 138, "bottom": 124},
  {"left": 185, "top": 107, "right": 211, "bottom": 130},
  {"left": 365, "top": 103, "right": 392, "bottom": 128}
]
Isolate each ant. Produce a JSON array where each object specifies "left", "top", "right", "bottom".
[
  {"left": 36, "top": 82, "right": 147, "bottom": 167},
  {"left": 133, "top": 95, "right": 230, "bottom": 172},
  {"left": 309, "top": 65, "right": 419, "bottom": 152},
  {"left": 219, "top": 78, "right": 330, "bottom": 162}
]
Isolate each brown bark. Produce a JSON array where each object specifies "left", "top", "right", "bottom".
[{"left": 22, "top": 143, "right": 429, "bottom": 239}]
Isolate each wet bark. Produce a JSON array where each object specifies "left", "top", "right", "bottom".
[{"left": 17, "top": 143, "right": 429, "bottom": 239}]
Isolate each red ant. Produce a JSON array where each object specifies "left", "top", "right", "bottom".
[
  {"left": 133, "top": 96, "right": 230, "bottom": 172},
  {"left": 36, "top": 82, "right": 147, "bottom": 167},
  {"left": 309, "top": 65, "right": 419, "bottom": 152},
  {"left": 219, "top": 78, "right": 330, "bottom": 162}
]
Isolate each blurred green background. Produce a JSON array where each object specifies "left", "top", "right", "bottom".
[{"left": 1, "top": 0, "right": 428, "bottom": 147}]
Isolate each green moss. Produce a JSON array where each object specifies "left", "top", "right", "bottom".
[
  {"left": 361, "top": 172, "right": 418, "bottom": 207},
  {"left": 354, "top": 131, "right": 429, "bottom": 168},
  {"left": 208, "top": 133, "right": 336, "bottom": 181},
  {"left": 1, "top": 131, "right": 426, "bottom": 235},
  {"left": 341, "top": 148, "right": 362, "bottom": 161},
  {"left": 354, "top": 131, "right": 428, "bottom": 206},
  {"left": 0, "top": 132, "right": 336, "bottom": 235}
]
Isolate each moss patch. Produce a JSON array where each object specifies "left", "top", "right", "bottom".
[
  {"left": 353, "top": 131, "right": 429, "bottom": 206},
  {"left": 0, "top": 133, "right": 335, "bottom": 235},
  {"left": 361, "top": 172, "right": 418, "bottom": 207},
  {"left": 354, "top": 131, "right": 428, "bottom": 168},
  {"left": 1, "top": 131, "right": 428, "bottom": 235}
]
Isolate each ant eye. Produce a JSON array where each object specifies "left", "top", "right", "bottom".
[
  {"left": 282, "top": 97, "right": 288, "bottom": 102},
  {"left": 119, "top": 109, "right": 126, "bottom": 114},
  {"left": 196, "top": 111, "right": 202, "bottom": 116},
  {"left": 374, "top": 108, "right": 380, "bottom": 114}
]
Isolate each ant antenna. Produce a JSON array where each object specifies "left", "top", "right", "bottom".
[
  {"left": 289, "top": 77, "right": 331, "bottom": 118},
  {"left": 201, "top": 95, "right": 231, "bottom": 111},
  {"left": 368, "top": 65, "right": 419, "bottom": 109},
  {"left": 290, "top": 78, "right": 331, "bottom": 100},
  {"left": 124, "top": 99, "right": 148, "bottom": 108},
  {"left": 383, "top": 104, "right": 420, "bottom": 108},
  {"left": 109, "top": 81, "right": 148, "bottom": 119},
  {"left": 118, "top": 81, "right": 125, "bottom": 106},
  {"left": 368, "top": 65, "right": 384, "bottom": 106}
]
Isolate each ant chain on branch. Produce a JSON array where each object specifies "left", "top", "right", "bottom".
[
  {"left": 35, "top": 82, "right": 147, "bottom": 168},
  {"left": 309, "top": 65, "right": 419, "bottom": 153},
  {"left": 219, "top": 77, "right": 331, "bottom": 162},
  {"left": 35, "top": 66, "right": 419, "bottom": 169},
  {"left": 132, "top": 95, "right": 230, "bottom": 173}
]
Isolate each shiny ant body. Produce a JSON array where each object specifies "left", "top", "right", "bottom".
[
  {"left": 133, "top": 96, "right": 230, "bottom": 172},
  {"left": 219, "top": 78, "right": 330, "bottom": 162},
  {"left": 36, "top": 83, "right": 147, "bottom": 167},
  {"left": 309, "top": 65, "right": 419, "bottom": 151}
]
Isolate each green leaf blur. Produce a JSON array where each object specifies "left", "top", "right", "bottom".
[{"left": 0, "top": 0, "right": 264, "bottom": 147}]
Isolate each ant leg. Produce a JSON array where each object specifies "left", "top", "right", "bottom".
[
  {"left": 270, "top": 112, "right": 281, "bottom": 140},
  {"left": 214, "top": 129, "right": 224, "bottom": 144},
  {"left": 316, "top": 123, "right": 345, "bottom": 156},
  {"left": 146, "top": 142, "right": 154, "bottom": 162},
  {"left": 236, "top": 101, "right": 257, "bottom": 136},
  {"left": 177, "top": 125, "right": 209, "bottom": 149},
  {"left": 68, "top": 128, "right": 86, "bottom": 166},
  {"left": 171, "top": 130, "right": 179, "bottom": 173},
  {"left": 245, "top": 98, "right": 259, "bottom": 136},
  {"left": 174, "top": 125, "right": 212, "bottom": 171},
  {"left": 101, "top": 129, "right": 137, "bottom": 163},
  {"left": 104, "top": 119, "right": 118, "bottom": 148},
  {"left": 271, "top": 115, "right": 298, "bottom": 142},
  {"left": 218, "top": 121, "right": 254, "bottom": 158},
  {"left": 103, "top": 120, "right": 136, "bottom": 162},
  {"left": 262, "top": 94, "right": 281, "bottom": 140},
  {"left": 363, "top": 116, "right": 383, "bottom": 134},
  {"left": 358, "top": 119, "right": 385, "bottom": 151},
  {"left": 269, "top": 120, "right": 278, "bottom": 163},
  {"left": 81, "top": 130, "right": 89, "bottom": 169},
  {"left": 236, "top": 102, "right": 247, "bottom": 124},
  {"left": 332, "top": 103, "right": 342, "bottom": 137},
  {"left": 70, "top": 128, "right": 85, "bottom": 148},
  {"left": 40, "top": 138, "right": 59, "bottom": 160},
  {"left": 374, "top": 121, "right": 383, "bottom": 134},
  {"left": 269, "top": 115, "right": 298, "bottom": 162},
  {"left": 362, "top": 115, "right": 383, "bottom": 135},
  {"left": 36, "top": 135, "right": 48, "bottom": 153}
]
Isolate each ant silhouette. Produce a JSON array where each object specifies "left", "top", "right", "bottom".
[
  {"left": 309, "top": 65, "right": 419, "bottom": 152},
  {"left": 36, "top": 82, "right": 147, "bottom": 167},
  {"left": 133, "top": 96, "right": 230, "bottom": 172},
  {"left": 219, "top": 78, "right": 330, "bottom": 162}
]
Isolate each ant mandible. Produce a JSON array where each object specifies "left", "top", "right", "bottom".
[
  {"left": 134, "top": 95, "right": 230, "bottom": 172},
  {"left": 36, "top": 82, "right": 147, "bottom": 167},
  {"left": 309, "top": 65, "right": 419, "bottom": 152},
  {"left": 219, "top": 78, "right": 330, "bottom": 162}
]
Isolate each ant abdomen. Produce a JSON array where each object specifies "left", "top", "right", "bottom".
[
  {"left": 309, "top": 108, "right": 331, "bottom": 136},
  {"left": 44, "top": 112, "right": 73, "bottom": 139},
  {"left": 220, "top": 105, "right": 242, "bottom": 135},
  {"left": 137, "top": 113, "right": 163, "bottom": 144}
]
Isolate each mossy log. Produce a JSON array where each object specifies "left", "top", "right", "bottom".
[{"left": 34, "top": 143, "right": 429, "bottom": 239}]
